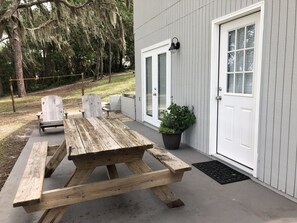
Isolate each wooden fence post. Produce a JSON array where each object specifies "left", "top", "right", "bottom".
[
  {"left": 81, "top": 73, "right": 85, "bottom": 96},
  {"left": 9, "top": 77, "right": 16, "bottom": 112}
]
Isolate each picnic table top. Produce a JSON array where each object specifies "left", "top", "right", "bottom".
[{"left": 64, "top": 117, "right": 154, "bottom": 160}]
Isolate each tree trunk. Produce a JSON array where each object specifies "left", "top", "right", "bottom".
[
  {"left": 100, "top": 50, "right": 104, "bottom": 80},
  {"left": 9, "top": 20, "right": 26, "bottom": 97},
  {"left": 94, "top": 46, "right": 101, "bottom": 81},
  {"left": 108, "top": 42, "right": 112, "bottom": 83},
  {"left": 119, "top": 52, "right": 123, "bottom": 71},
  {"left": 0, "top": 78, "right": 4, "bottom": 97}
]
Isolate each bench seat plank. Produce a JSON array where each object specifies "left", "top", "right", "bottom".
[
  {"left": 147, "top": 146, "right": 192, "bottom": 173},
  {"left": 13, "top": 141, "right": 48, "bottom": 207}
]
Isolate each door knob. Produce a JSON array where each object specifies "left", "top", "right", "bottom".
[
  {"left": 153, "top": 93, "right": 157, "bottom": 96},
  {"left": 216, "top": 96, "right": 222, "bottom": 100}
]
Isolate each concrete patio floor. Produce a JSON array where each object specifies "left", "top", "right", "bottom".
[{"left": 1, "top": 120, "right": 297, "bottom": 223}]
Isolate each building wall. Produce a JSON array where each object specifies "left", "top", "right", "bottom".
[{"left": 134, "top": 0, "right": 297, "bottom": 199}]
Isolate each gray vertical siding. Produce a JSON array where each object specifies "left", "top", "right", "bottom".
[{"left": 134, "top": 0, "right": 297, "bottom": 200}]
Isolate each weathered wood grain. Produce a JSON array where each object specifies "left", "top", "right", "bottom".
[
  {"left": 65, "top": 118, "right": 154, "bottom": 160},
  {"left": 72, "top": 149, "right": 145, "bottom": 168},
  {"left": 47, "top": 145, "right": 60, "bottom": 156},
  {"left": 37, "top": 167, "right": 95, "bottom": 222},
  {"left": 106, "top": 165, "right": 119, "bottom": 179},
  {"left": 147, "top": 146, "right": 192, "bottom": 173},
  {"left": 81, "top": 94, "right": 103, "bottom": 118},
  {"left": 13, "top": 141, "right": 48, "bottom": 207},
  {"left": 25, "top": 169, "right": 182, "bottom": 212},
  {"left": 64, "top": 119, "right": 86, "bottom": 156},
  {"left": 126, "top": 160, "right": 185, "bottom": 208},
  {"left": 45, "top": 140, "right": 67, "bottom": 178}
]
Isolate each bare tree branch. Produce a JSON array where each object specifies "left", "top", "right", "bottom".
[
  {"left": 24, "top": 18, "right": 57, "bottom": 31},
  {"left": 18, "top": 0, "right": 53, "bottom": 9},
  {"left": 0, "top": 0, "right": 20, "bottom": 23},
  {"left": 18, "top": 0, "right": 94, "bottom": 10},
  {"left": 0, "top": 36, "right": 8, "bottom": 43}
]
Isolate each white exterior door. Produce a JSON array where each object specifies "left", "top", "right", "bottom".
[
  {"left": 142, "top": 41, "right": 171, "bottom": 127},
  {"left": 217, "top": 13, "right": 260, "bottom": 169}
]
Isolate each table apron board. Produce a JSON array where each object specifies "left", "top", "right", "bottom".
[{"left": 72, "top": 148, "right": 146, "bottom": 168}]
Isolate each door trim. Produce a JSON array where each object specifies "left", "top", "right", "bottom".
[
  {"left": 209, "top": 2, "right": 265, "bottom": 177},
  {"left": 141, "top": 39, "right": 171, "bottom": 127}
]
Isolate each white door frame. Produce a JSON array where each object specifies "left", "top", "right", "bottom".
[
  {"left": 209, "top": 2, "right": 265, "bottom": 177},
  {"left": 141, "top": 39, "right": 171, "bottom": 127}
]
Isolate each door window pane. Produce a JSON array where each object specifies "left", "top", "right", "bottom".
[
  {"left": 227, "top": 52, "right": 235, "bottom": 72},
  {"left": 146, "top": 57, "right": 152, "bottom": 117},
  {"left": 245, "top": 49, "right": 254, "bottom": 71},
  {"left": 236, "top": 27, "right": 245, "bottom": 49},
  {"left": 158, "top": 53, "right": 166, "bottom": 119},
  {"left": 246, "top": 25, "right": 255, "bottom": 48},
  {"left": 227, "top": 73, "right": 234, "bottom": 93},
  {"left": 244, "top": 73, "right": 253, "bottom": 94},
  {"left": 236, "top": 51, "right": 244, "bottom": 71},
  {"left": 225, "top": 23, "right": 255, "bottom": 96},
  {"left": 235, "top": 73, "right": 243, "bottom": 93},
  {"left": 228, "top": 31, "right": 235, "bottom": 51}
]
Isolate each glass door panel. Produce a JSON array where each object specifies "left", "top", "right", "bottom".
[
  {"left": 158, "top": 53, "right": 167, "bottom": 119},
  {"left": 226, "top": 24, "right": 255, "bottom": 95},
  {"left": 146, "top": 57, "right": 152, "bottom": 117}
]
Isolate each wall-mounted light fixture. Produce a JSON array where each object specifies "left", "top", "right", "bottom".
[{"left": 169, "top": 37, "right": 180, "bottom": 52}]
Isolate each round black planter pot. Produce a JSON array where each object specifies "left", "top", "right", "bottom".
[{"left": 162, "top": 133, "right": 182, "bottom": 150}]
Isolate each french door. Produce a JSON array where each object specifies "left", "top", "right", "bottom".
[
  {"left": 217, "top": 13, "right": 260, "bottom": 169},
  {"left": 142, "top": 42, "right": 171, "bottom": 127}
]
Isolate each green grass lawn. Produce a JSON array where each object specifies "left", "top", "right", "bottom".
[
  {"left": 0, "top": 72, "right": 135, "bottom": 113},
  {"left": 0, "top": 71, "right": 135, "bottom": 189}
]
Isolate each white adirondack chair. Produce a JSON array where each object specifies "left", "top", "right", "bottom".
[
  {"left": 36, "top": 95, "right": 68, "bottom": 135},
  {"left": 81, "top": 94, "right": 103, "bottom": 118}
]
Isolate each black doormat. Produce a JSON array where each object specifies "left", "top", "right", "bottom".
[{"left": 192, "top": 160, "right": 249, "bottom": 185}]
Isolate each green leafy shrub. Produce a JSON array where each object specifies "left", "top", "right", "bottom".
[{"left": 159, "top": 103, "right": 196, "bottom": 134}]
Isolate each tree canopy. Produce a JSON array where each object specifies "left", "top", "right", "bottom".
[{"left": 0, "top": 0, "right": 132, "bottom": 96}]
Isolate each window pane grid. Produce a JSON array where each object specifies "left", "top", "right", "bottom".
[{"left": 226, "top": 24, "right": 255, "bottom": 95}]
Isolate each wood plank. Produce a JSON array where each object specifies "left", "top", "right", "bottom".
[
  {"left": 97, "top": 118, "right": 144, "bottom": 148},
  {"left": 72, "top": 149, "right": 145, "bottom": 167},
  {"left": 74, "top": 118, "right": 103, "bottom": 153},
  {"left": 82, "top": 94, "right": 102, "bottom": 118},
  {"left": 109, "top": 119, "right": 154, "bottom": 146},
  {"left": 147, "top": 146, "right": 192, "bottom": 173},
  {"left": 126, "top": 160, "right": 185, "bottom": 208},
  {"left": 64, "top": 119, "right": 86, "bottom": 157},
  {"left": 66, "top": 117, "right": 153, "bottom": 159},
  {"left": 25, "top": 169, "right": 183, "bottom": 212},
  {"left": 86, "top": 118, "right": 121, "bottom": 151},
  {"left": 41, "top": 96, "right": 64, "bottom": 122},
  {"left": 37, "top": 167, "right": 95, "bottom": 222},
  {"left": 45, "top": 140, "right": 67, "bottom": 178},
  {"left": 13, "top": 141, "right": 48, "bottom": 207},
  {"left": 47, "top": 145, "right": 60, "bottom": 156},
  {"left": 106, "top": 165, "right": 119, "bottom": 179}
]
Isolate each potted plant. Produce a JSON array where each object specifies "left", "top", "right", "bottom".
[{"left": 159, "top": 103, "right": 196, "bottom": 150}]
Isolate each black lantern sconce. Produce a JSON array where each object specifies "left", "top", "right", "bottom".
[{"left": 168, "top": 37, "right": 180, "bottom": 52}]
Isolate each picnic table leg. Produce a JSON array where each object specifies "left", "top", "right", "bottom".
[
  {"left": 106, "top": 164, "right": 119, "bottom": 179},
  {"left": 39, "top": 167, "right": 95, "bottom": 223},
  {"left": 126, "top": 160, "right": 185, "bottom": 208},
  {"left": 45, "top": 140, "right": 67, "bottom": 178}
]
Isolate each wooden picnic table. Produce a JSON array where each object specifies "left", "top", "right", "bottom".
[{"left": 13, "top": 117, "right": 191, "bottom": 223}]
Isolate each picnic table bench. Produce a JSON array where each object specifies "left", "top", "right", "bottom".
[{"left": 13, "top": 117, "right": 191, "bottom": 222}]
